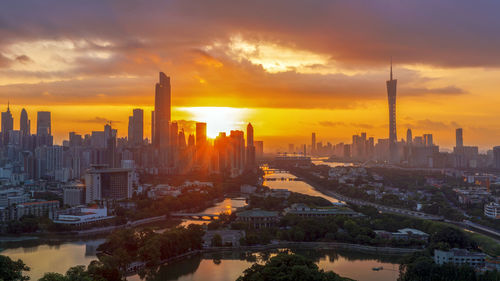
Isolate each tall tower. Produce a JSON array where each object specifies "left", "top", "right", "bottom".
[
  {"left": 456, "top": 128, "right": 463, "bottom": 148},
  {"left": 386, "top": 59, "right": 398, "bottom": 162},
  {"left": 20, "top": 108, "right": 30, "bottom": 136},
  {"left": 154, "top": 72, "right": 171, "bottom": 149}
]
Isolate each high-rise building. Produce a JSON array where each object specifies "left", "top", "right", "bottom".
[
  {"left": 133, "top": 108, "right": 143, "bottom": 146},
  {"left": 255, "top": 141, "right": 264, "bottom": 158},
  {"left": 154, "top": 72, "right": 171, "bottom": 149},
  {"left": 1, "top": 103, "right": 13, "bottom": 145},
  {"left": 406, "top": 128, "right": 412, "bottom": 145},
  {"left": 246, "top": 123, "right": 255, "bottom": 168},
  {"left": 151, "top": 111, "right": 155, "bottom": 143},
  {"left": 386, "top": 60, "right": 398, "bottom": 161},
  {"left": 456, "top": 128, "right": 463, "bottom": 148},
  {"left": 230, "top": 130, "right": 245, "bottom": 176},
  {"left": 20, "top": 108, "right": 30, "bottom": 136},
  {"left": 85, "top": 166, "right": 133, "bottom": 203},
  {"left": 37, "top": 111, "right": 51, "bottom": 136},
  {"left": 493, "top": 146, "right": 500, "bottom": 170},
  {"left": 196, "top": 122, "right": 207, "bottom": 146},
  {"left": 311, "top": 133, "right": 316, "bottom": 155},
  {"left": 127, "top": 109, "right": 144, "bottom": 146},
  {"left": 423, "top": 134, "right": 433, "bottom": 146}
]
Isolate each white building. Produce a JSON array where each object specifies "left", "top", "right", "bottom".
[
  {"left": 54, "top": 207, "right": 114, "bottom": 226},
  {"left": 434, "top": 249, "right": 486, "bottom": 267},
  {"left": 484, "top": 202, "right": 500, "bottom": 219}
]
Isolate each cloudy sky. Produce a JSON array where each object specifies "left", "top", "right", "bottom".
[{"left": 1, "top": 0, "right": 500, "bottom": 151}]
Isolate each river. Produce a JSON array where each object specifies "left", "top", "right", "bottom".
[{"left": 1, "top": 167, "right": 401, "bottom": 281}]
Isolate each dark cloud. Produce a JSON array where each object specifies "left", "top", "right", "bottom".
[
  {"left": 77, "top": 116, "right": 120, "bottom": 124},
  {"left": 402, "top": 119, "right": 460, "bottom": 131},
  {"left": 0, "top": 0, "right": 490, "bottom": 109},
  {"left": 319, "top": 121, "right": 374, "bottom": 129},
  {"left": 15, "top": 55, "right": 33, "bottom": 64}
]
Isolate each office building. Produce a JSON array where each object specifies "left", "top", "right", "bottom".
[
  {"left": 1, "top": 103, "right": 13, "bottom": 145},
  {"left": 456, "top": 128, "right": 463, "bottom": 148},
  {"left": 196, "top": 122, "right": 207, "bottom": 146},
  {"left": 128, "top": 109, "right": 144, "bottom": 146},
  {"left": 37, "top": 111, "right": 51, "bottom": 136},
  {"left": 85, "top": 166, "right": 134, "bottom": 203},
  {"left": 20, "top": 108, "right": 30, "bottom": 136},
  {"left": 406, "top": 128, "right": 412, "bottom": 145},
  {"left": 154, "top": 72, "right": 171, "bottom": 149},
  {"left": 246, "top": 123, "right": 255, "bottom": 167},
  {"left": 311, "top": 132, "right": 316, "bottom": 155},
  {"left": 255, "top": 141, "right": 264, "bottom": 158},
  {"left": 63, "top": 184, "right": 86, "bottom": 206},
  {"left": 494, "top": 146, "right": 500, "bottom": 169}
]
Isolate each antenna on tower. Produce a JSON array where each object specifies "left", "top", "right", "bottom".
[
  {"left": 7, "top": 101, "right": 10, "bottom": 112},
  {"left": 390, "top": 56, "right": 393, "bottom": 80}
]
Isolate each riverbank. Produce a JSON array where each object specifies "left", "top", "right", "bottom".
[{"left": 124, "top": 241, "right": 419, "bottom": 275}]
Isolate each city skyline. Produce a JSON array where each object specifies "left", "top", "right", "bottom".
[{"left": 2, "top": 1, "right": 500, "bottom": 150}]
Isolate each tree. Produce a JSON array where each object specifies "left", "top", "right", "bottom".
[
  {"left": 211, "top": 234, "right": 223, "bottom": 247},
  {"left": 38, "top": 272, "right": 67, "bottom": 281},
  {"left": 237, "top": 253, "right": 352, "bottom": 281},
  {"left": 65, "top": 265, "right": 93, "bottom": 281},
  {"left": 0, "top": 255, "right": 30, "bottom": 281}
]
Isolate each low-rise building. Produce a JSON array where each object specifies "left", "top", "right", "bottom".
[
  {"left": 434, "top": 249, "right": 486, "bottom": 267},
  {"left": 12, "top": 200, "right": 60, "bottom": 220},
  {"left": 284, "top": 203, "right": 360, "bottom": 218},
  {"left": 236, "top": 209, "right": 279, "bottom": 229},
  {"left": 484, "top": 202, "right": 500, "bottom": 219},
  {"left": 375, "top": 228, "right": 429, "bottom": 241},
  {"left": 203, "top": 229, "right": 245, "bottom": 247},
  {"left": 147, "top": 184, "right": 181, "bottom": 199},
  {"left": 63, "top": 183, "right": 86, "bottom": 206},
  {"left": 54, "top": 206, "right": 114, "bottom": 226},
  {"left": 0, "top": 188, "right": 30, "bottom": 207}
]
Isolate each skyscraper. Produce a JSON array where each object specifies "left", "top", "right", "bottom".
[
  {"left": 154, "top": 72, "right": 171, "bottom": 149},
  {"left": 311, "top": 132, "right": 316, "bottom": 155},
  {"left": 1, "top": 103, "right": 13, "bottom": 144},
  {"left": 127, "top": 109, "right": 144, "bottom": 146},
  {"left": 406, "top": 128, "right": 412, "bottom": 145},
  {"left": 494, "top": 146, "right": 500, "bottom": 170},
  {"left": 247, "top": 123, "right": 254, "bottom": 147},
  {"left": 456, "top": 128, "right": 463, "bottom": 148},
  {"left": 20, "top": 108, "right": 30, "bottom": 136},
  {"left": 196, "top": 122, "right": 207, "bottom": 146},
  {"left": 386, "top": 59, "right": 398, "bottom": 161},
  {"left": 246, "top": 123, "right": 255, "bottom": 167},
  {"left": 37, "top": 111, "right": 51, "bottom": 136}
]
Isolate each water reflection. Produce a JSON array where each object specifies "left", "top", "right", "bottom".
[
  {"left": 263, "top": 169, "right": 340, "bottom": 203},
  {"left": 129, "top": 248, "right": 401, "bottom": 281}
]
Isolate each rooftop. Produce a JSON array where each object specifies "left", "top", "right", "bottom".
[{"left": 236, "top": 209, "right": 279, "bottom": 218}]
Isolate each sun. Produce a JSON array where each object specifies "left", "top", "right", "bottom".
[{"left": 178, "top": 106, "right": 252, "bottom": 138}]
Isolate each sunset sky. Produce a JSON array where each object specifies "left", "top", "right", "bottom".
[{"left": 1, "top": 1, "right": 500, "bottom": 152}]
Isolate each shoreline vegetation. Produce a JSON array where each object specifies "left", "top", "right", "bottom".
[{"left": 124, "top": 241, "right": 420, "bottom": 275}]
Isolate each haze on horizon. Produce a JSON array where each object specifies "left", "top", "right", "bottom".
[{"left": 1, "top": 0, "right": 500, "bottom": 151}]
